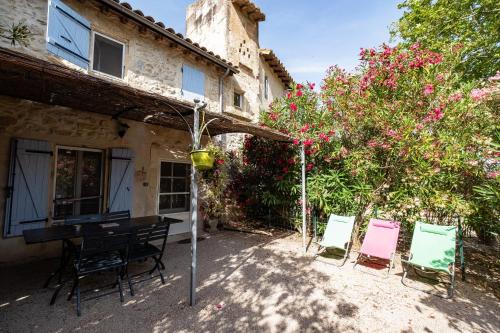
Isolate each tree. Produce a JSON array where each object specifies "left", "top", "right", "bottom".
[
  {"left": 260, "top": 44, "right": 499, "bottom": 242},
  {"left": 391, "top": 0, "right": 500, "bottom": 81}
]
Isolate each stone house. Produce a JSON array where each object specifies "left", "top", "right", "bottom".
[{"left": 0, "top": 0, "right": 291, "bottom": 264}]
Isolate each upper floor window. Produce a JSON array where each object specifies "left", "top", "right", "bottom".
[
  {"left": 92, "top": 32, "right": 125, "bottom": 78},
  {"left": 234, "top": 92, "right": 243, "bottom": 109},
  {"left": 182, "top": 65, "right": 205, "bottom": 102},
  {"left": 47, "top": 0, "right": 91, "bottom": 69}
]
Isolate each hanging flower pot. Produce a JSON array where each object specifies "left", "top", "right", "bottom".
[{"left": 191, "top": 149, "right": 215, "bottom": 171}]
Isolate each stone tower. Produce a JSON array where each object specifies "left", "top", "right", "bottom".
[{"left": 186, "top": 0, "right": 266, "bottom": 122}]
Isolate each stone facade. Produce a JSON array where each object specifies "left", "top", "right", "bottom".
[
  {"left": 0, "top": 0, "right": 231, "bottom": 114},
  {"left": 0, "top": 95, "right": 198, "bottom": 263},
  {"left": 186, "top": 0, "right": 290, "bottom": 122},
  {"left": 0, "top": 0, "right": 291, "bottom": 264}
]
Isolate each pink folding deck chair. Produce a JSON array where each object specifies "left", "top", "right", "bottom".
[{"left": 354, "top": 218, "right": 401, "bottom": 275}]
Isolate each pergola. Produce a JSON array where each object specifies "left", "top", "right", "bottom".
[{"left": 0, "top": 47, "right": 309, "bottom": 306}]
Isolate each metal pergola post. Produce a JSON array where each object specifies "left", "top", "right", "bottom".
[
  {"left": 301, "top": 143, "right": 307, "bottom": 251},
  {"left": 189, "top": 100, "right": 205, "bottom": 306}
]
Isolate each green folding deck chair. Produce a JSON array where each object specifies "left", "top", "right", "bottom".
[
  {"left": 402, "top": 221, "right": 457, "bottom": 298},
  {"left": 316, "top": 214, "right": 356, "bottom": 266}
]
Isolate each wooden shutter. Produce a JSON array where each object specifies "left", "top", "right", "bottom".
[
  {"left": 108, "top": 148, "right": 134, "bottom": 213},
  {"left": 4, "top": 139, "right": 52, "bottom": 237},
  {"left": 47, "top": 0, "right": 91, "bottom": 69},
  {"left": 182, "top": 65, "right": 205, "bottom": 102}
]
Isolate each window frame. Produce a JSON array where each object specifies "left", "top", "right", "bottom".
[
  {"left": 234, "top": 91, "right": 243, "bottom": 109},
  {"left": 52, "top": 145, "right": 105, "bottom": 221},
  {"left": 157, "top": 160, "right": 192, "bottom": 215},
  {"left": 90, "top": 31, "right": 126, "bottom": 80}
]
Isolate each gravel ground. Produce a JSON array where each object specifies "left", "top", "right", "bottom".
[{"left": 0, "top": 231, "right": 498, "bottom": 333}]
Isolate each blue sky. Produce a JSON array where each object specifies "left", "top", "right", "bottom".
[{"left": 127, "top": 0, "right": 402, "bottom": 85}]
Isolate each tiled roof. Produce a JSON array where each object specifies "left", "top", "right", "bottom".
[
  {"left": 232, "top": 0, "right": 265, "bottom": 22},
  {"left": 259, "top": 49, "right": 293, "bottom": 87},
  {"left": 96, "top": 0, "right": 238, "bottom": 73}
]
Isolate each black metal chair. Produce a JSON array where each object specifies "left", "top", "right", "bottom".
[
  {"left": 102, "top": 210, "right": 131, "bottom": 223},
  {"left": 64, "top": 214, "right": 102, "bottom": 226},
  {"left": 67, "top": 230, "right": 130, "bottom": 316},
  {"left": 127, "top": 217, "right": 171, "bottom": 295}
]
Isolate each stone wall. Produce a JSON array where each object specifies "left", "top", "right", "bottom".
[
  {"left": 186, "top": 0, "right": 287, "bottom": 124},
  {"left": 0, "top": 96, "right": 197, "bottom": 264},
  {"left": 0, "top": 0, "right": 231, "bottom": 114}
]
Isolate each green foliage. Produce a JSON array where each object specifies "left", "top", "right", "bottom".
[
  {"left": 0, "top": 21, "right": 32, "bottom": 47},
  {"left": 258, "top": 44, "right": 499, "bottom": 242},
  {"left": 392, "top": 0, "right": 500, "bottom": 81}
]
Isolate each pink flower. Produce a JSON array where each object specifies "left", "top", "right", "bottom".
[
  {"left": 300, "top": 124, "right": 309, "bottom": 133},
  {"left": 471, "top": 88, "right": 488, "bottom": 101},
  {"left": 287, "top": 92, "right": 292, "bottom": 99},
  {"left": 423, "top": 84, "right": 434, "bottom": 95},
  {"left": 386, "top": 129, "right": 397, "bottom": 137},
  {"left": 216, "top": 159, "right": 225, "bottom": 165},
  {"left": 290, "top": 103, "right": 298, "bottom": 112},
  {"left": 367, "top": 140, "right": 378, "bottom": 148},
  {"left": 269, "top": 112, "right": 279, "bottom": 121},
  {"left": 306, "top": 163, "right": 314, "bottom": 172},
  {"left": 296, "top": 90, "right": 303, "bottom": 97},
  {"left": 308, "top": 83, "right": 316, "bottom": 90},
  {"left": 489, "top": 71, "right": 500, "bottom": 82},
  {"left": 293, "top": 139, "right": 300, "bottom": 145},
  {"left": 296, "top": 84, "right": 304, "bottom": 90},
  {"left": 448, "top": 93, "right": 463, "bottom": 102},
  {"left": 282, "top": 167, "right": 289, "bottom": 174},
  {"left": 416, "top": 123, "right": 424, "bottom": 131},
  {"left": 319, "top": 133, "right": 330, "bottom": 142},
  {"left": 303, "top": 139, "right": 314, "bottom": 147},
  {"left": 487, "top": 171, "right": 499, "bottom": 179}
]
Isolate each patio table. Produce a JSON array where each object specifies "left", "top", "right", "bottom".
[{"left": 22, "top": 215, "right": 183, "bottom": 305}]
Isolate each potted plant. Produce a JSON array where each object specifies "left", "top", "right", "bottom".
[{"left": 190, "top": 111, "right": 218, "bottom": 171}]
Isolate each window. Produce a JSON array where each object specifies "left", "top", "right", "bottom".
[
  {"left": 182, "top": 65, "right": 205, "bottom": 101},
  {"left": 264, "top": 75, "right": 269, "bottom": 100},
  {"left": 158, "top": 162, "right": 191, "bottom": 214},
  {"left": 234, "top": 92, "right": 243, "bottom": 109},
  {"left": 54, "top": 147, "right": 103, "bottom": 219},
  {"left": 92, "top": 33, "right": 124, "bottom": 78},
  {"left": 47, "top": 0, "right": 91, "bottom": 69}
]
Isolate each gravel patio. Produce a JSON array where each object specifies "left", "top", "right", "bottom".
[{"left": 0, "top": 231, "right": 498, "bottom": 333}]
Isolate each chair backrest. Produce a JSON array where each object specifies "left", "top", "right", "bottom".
[
  {"left": 359, "top": 218, "right": 401, "bottom": 259},
  {"left": 409, "top": 221, "right": 456, "bottom": 272},
  {"left": 102, "top": 210, "right": 130, "bottom": 223},
  {"left": 321, "top": 214, "right": 356, "bottom": 249},
  {"left": 77, "top": 231, "right": 130, "bottom": 266},
  {"left": 131, "top": 217, "right": 171, "bottom": 255},
  {"left": 64, "top": 214, "right": 102, "bottom": 226}
]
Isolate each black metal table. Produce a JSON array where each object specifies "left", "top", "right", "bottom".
[{"left": 23, "top": 215, "right": 183, "bottom": 304}]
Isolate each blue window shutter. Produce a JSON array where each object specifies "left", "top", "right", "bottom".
[
  {"left": 47, "top": 0, "right": 90, "bottom": 68},
  {"left": 108, "top": 148, "right": 134, "bottom": 213},
  {"left": 4, "top": 139, "right": 52, "bottom": 237},
  {"left": 182, "top": 65, "right": 205, "bottom": 102}
]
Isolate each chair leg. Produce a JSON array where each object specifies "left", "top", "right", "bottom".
[
  {"left": 126, "top": 266, "right": 134, "bottom": 296},
  {"left": 116, "top": 269, "right": 124, "bottom": 303},
  {"left": 67, "top": 276, "right": 78, "bottom": 301},
  {"left": 152, "top": 257, "right": 165, "bottom": 284},
  {"left": 159, "top": 261, "right": 165, "bottom": 270},
  {"left": 76, "top": 279, "right": 81, "bottom": 316},
  {"left": 353, "top": 253, "right": 362, "bottom": 268}
]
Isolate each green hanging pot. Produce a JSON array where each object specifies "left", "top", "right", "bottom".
[{"left": 190, "top": 149, "right": 215, "bottom": 171}]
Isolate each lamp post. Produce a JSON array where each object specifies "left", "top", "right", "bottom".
[{"left": 189, "top": 99, "right": 206, "bottom": 306}]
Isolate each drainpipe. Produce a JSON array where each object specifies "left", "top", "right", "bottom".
[{"left": 219, "top": 68, "right": 231, "bottom": 113}]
